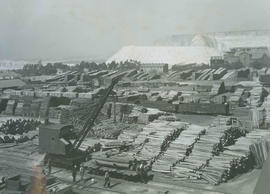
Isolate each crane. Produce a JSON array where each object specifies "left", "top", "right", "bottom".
[
  {"left": 71, "top": 72, "right": 126, "bottom": 151},
  {"left": 39, "top": 71, "right": 126, "bottom": 167}
]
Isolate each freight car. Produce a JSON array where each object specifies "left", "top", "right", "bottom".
[{"left": 176, "top": 103, "right": 230, "bottom": 115}]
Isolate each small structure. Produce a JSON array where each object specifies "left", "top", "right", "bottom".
[
  {"left": 140, "top": 63, "right": 168, "bottom": 73},
  {"left": 0, "top": 79, "right": 26, "bottom": 91},
  {"left": 210, "top": 56, "right": 224, "bottom": 66}
]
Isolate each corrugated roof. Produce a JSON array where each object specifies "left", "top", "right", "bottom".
[{"left": 0, "top": 79, "right": 26, "bottom": 89}]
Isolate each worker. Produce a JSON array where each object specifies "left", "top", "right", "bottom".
[
  {"left": 128, "top": 160, "right": 133, "bottom": 170},
  {"left": 136, "top": 161, "right": 141, "bottom": 182},
  {"left": 139, "top": 161, "right": 147, "bottom": 183},
  {"left": 104, "top": 171, "right": 110, "bottom": 188},
  {"left": 133, "top": 158, "right": 138, "bottom": 171},
  {"left": 1, "top": 176, "right": 6, "bottom": 185},
  {"left": 72, "top": 164, "right": 77, "bottom": 182},
  {"left": 48, "top": 158, "right": 52, "bottom": 174},
  {"left": 143, "top": 161, "right": 148, "bottom": 184},
  {"left": 79, "top": 164, "right": 85, "bottom": 181}
]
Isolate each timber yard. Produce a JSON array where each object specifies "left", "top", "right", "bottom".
[{"left": 1, "top": 32, "right": 270, "bottom": 194}]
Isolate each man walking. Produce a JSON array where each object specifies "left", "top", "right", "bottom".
[
  {"left": 79, "top": 164, "right": 85, "bottom": 181},
  {"left": 104, "top": 171, "right": 110, "bottom": 188},
  {"left": 48, "top": 158, "right": 52, "bottom": 175},
  {"left": 72, "top": 164, "right": 77, "bottom": 182}
]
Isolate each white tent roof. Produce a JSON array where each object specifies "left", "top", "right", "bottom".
[{"left": 106, "top": 46, "right": 221, "bottom": 68}]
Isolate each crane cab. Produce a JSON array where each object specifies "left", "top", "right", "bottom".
[{"left": 39, "top": 123, "right": 73, "bottom": 155}]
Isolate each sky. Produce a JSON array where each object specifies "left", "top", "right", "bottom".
[{"left": 0, "top": 0, "right": 270, "bottom": 61}]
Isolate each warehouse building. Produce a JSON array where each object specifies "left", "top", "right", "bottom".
[{"left": 224, "top": 47, "right": 269, "bottom": 66}]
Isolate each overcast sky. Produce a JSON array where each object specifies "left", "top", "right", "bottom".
[{"left": 0, "top": 0, "right": 270, "bottom": 61}]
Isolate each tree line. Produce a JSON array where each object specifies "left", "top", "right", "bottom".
[{"left": 16, "top": 60, "right": 140, "bottom": 76}]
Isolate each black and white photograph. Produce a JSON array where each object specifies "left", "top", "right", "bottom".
[{"left": 0, "top": 0, "right": 270, "bottom": 193}]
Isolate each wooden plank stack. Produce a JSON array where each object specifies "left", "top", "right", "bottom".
[
  {"left": 171, "top": 116, "right": 250, "bottom": 183},
  {"left": 191, "top": 129, "right": 270, "bottom": 185},
  {"left": 248, "top": 130, "right": 270, "bottom": 168},
  {"left": 152, "top": 124, "right": 205, "bottom": 173},
  {"left": 134, "top": 120, "right": 187, "bottom": 162},
  {"left": 200, "top": 136, "right": 255, "bottom": 184},
  {"left": 172, "top": 117, "right": 231, "bottom": 179}
]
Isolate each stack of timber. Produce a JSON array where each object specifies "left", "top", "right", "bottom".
[
  {"left": 91, "top": 121, "right": 141, "bottom": 139},
  {"left": 14, "top": 102, "right": 24, "bottom": 116},
  {"left": 134, "top": 120, "right": 187, "bottom": 162},
  {"left": 200, "top": 135, "right": 257, "bottom": 185},
  {"left": 210, "top": 84, "right": 221, "bottom": 96},
  {"left": 117, "top": 129, "right": 141, "bottom": 143},
  {"left": 213, "top": 68, "right": 227, "bottom": 80},
  {"left": 39, "top": 97, "right": 51, "bottom": 118},
  {"left": 172, "top": 117, "right": 245, "bottom": 182},
  {"left": 100, "top": 139, "right": 131, "bottom": 150},
  {"left": 86, "top": 151, "right": 140, "bottom": 181},
  {"left": 152, "top": 124, "right": 205, "bottom": 173},
  {"left": 249, "top": 86, "right": 268, "bottom": 107},
  {"left": 4, "top": 100, "right": 16, "bottom": 115},
  {"left": 248, "top": 130, "right": 270, "bottom": 168},
  {"left": 178, "top": 129, "right": 270, "bottom": 185},
  {"left": 262, "top": 95, "right": 270, "bottom": 126}
]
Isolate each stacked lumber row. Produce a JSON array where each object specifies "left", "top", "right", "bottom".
[
  {"left": 200, "top": 135, "right": 256, "bottom": 185},
  {"left": 91, "top": 151, "right": 134, "bottom": 169},
  {"left": 172, "top": 117, "right": 232, "bottom": 179},
  {"left": 210, "top": 84, "right": 221, "bottom": 95},
  {"left": 195, "top": 129, "right": 270, "bottom": 184},
  {"left": 100, "top": 139, "right": 132, "bottom": 150},
  {"left": 248, "top": 130, "right": 270, "bottom": 168},
  {"left": 59, "top": 106, "right": 75, "bottom": 125},
  {"left": 117, "top": 130, "right": 140, "bottom": 143},
  {"left": 134, "top": 120, "right": 187, "bottom": 162},
  {"left": 217, "top": 126, "right": 247, "bottom": 152},
  {"left": 262, "top": 95, "right": 270, "bottom": 126},
  {"left": 249, "top": 86, "right": 267, "bottom": 107},
  {"left": 5, "top": 100, "right": 16, "bottom": 115},
  {"left": 212, "top": 68, "right": 227, "bottom": 80},
  {"left": 152, "top": 124, "right": 205, "bottom": 173}
]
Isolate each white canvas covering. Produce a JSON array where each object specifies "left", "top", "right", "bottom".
[{"left": 106, "top": 46, "right": 221, "bottom": 68}]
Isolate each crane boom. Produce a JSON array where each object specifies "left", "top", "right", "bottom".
[{"left": 71, "top": 72, "right": 125, "bottom": 151}]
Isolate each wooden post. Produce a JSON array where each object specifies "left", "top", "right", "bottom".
[{"left": 113, "top": 94, "right": 116, "bottom": 123}]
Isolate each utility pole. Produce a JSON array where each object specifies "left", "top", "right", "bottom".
[{"left": 113, "top": 94, "right": 116, "bottom": 123}]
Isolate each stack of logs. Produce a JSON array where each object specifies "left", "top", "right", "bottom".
[
  {"left": 0, "top": 119, "right": 40, "bottom": 144},
  {"left": 152, "top": 124, "right": 205, "bottom": 173},
  {"left": 172, "top": 117, "right": 250, "bottom": 184},
  {"left": 134, "top": 120, "right": 187, "bottom": 162}
]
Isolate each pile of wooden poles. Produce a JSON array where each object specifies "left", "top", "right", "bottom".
[
  {"left": 152, "top": 124, "right": 205, "bottom": 173},
  {"left": 248, "top": 130, "right": 270, "bottom": 168},
  {"left": 172, "top": 117, "right": 232, "bottom": 180},
  {"left": 171, "top": 117, "right": 253, "bottom": 184},
  {"left": 134, "top": 120, "right": 187, "bottom": 162},
  {"left": 185, "top": 129, "right": 270, "bottom": 185},
  {"left": 201, "top": 136, "right": 255, "bottom": 185}
]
